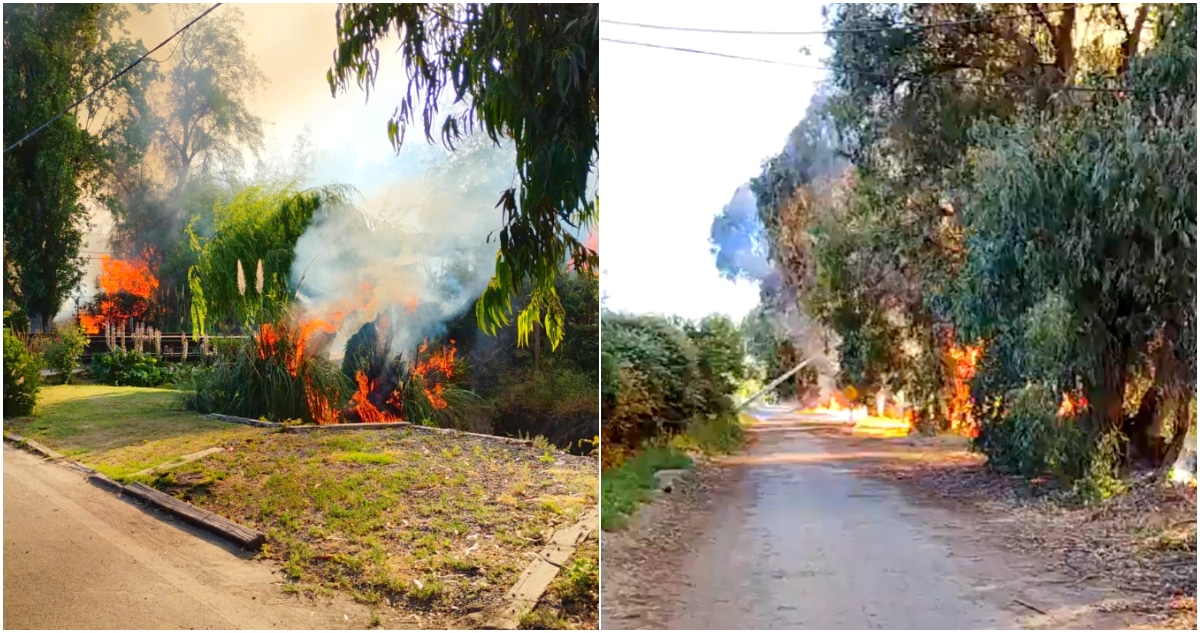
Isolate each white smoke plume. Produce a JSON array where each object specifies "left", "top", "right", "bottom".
[{"left": 291, "top": 134, "right": 516, "bottom": 360}]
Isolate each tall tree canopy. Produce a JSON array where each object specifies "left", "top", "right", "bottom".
[
  {"left": 155, "top": 3, "right": 265, "bottom": 193},
  {"left": 3, "top": 4, "right": 153, "bottom": 330},
  {"left": 327, "top": 3, "right": 599, "bottom": 350},
  {"left": 751, "top": 3, "right": 1195, "bottom": 480}
]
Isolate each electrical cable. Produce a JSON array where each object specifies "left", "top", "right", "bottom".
[
  {"left": 4, "top": 3, "right": 223, "bottom": 154},
  {"left": 602, "top": 37, "right": 1154, "bottom": 94},
  {"left": 601, "top": 6, "right": 1072, "bottom": 36}
]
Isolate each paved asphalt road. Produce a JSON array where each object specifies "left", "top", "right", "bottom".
[{"left": 3, "top": 444, "right": 368, "bottom": 629}]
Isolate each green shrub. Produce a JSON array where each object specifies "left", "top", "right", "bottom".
[
  {"left": 975, "top": 384, "right": 1091, "bottom": 480},
  {"left": 600, "top": 445, "right": 693, "bottom": 530},
  {"left": 43, "top": 325, "right": 88, "bottom": 384},
  {"left": 673, "top": 412, "right": 745, "bottom": 456},
  {"left": 684, "top": 314, "right": 745, "bottom": 412},
  {"left": 601, "top": 314, "right": 702, "bottom": 439},
  {"left": 341, "top": 320, "right": 379, "bottom": 380},
  {"left": 491, "top": 366, "right": 598, "bottom": 453},
  {"left": 3, "top": 323, "right": 41, "bottom": 417},
  {"left": 90, "top": 349, "right": 168, "bottom": 387},
  {"left": 1074, "top": 428, "right": 1129, "bottom": 503}
]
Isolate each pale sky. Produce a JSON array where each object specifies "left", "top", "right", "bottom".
[{"left": 601, "top": 2, "right": 829, "bottom": 322}]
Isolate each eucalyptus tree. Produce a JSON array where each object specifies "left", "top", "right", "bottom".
[{"left": 328, "top": 3, "right": 599, "bottom": 350}]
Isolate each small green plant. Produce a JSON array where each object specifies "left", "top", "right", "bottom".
[
  {"left": 89, "top": 349, "right": 168, "bottom": 387},
  {"left": 3, "top": 321, "right": 41, "bottom": 417},
  {"left": 559, "top": 557, "right": 599, "bottom": 603},
  {"left": 43, "top": 324, "right": 88, "bottom": 384},
  {"left": 406, "top": 578, "right": 443, "bottom": 604},
  {"left": 1074, "top": 428, "right": 1130, "bottom": 504},
  {"left": 539, "top": 448, "right": 556, "bottom": 464}
]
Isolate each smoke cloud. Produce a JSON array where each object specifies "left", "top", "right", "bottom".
[
  {"left": 291, "top": 135, "right": 516, "bottom": 360},
  {"left": 710, "top": 184, "right": 772, "bottom": 282}
]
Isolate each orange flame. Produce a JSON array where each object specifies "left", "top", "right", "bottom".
[
  {"left": 79, "top": 314, "right": 104, "bottom": 335},
  {"left": 800, "top": 390, "right": 911, "bottom": 436},
  {"left": 83, "top": 253, "right": 160, "bottom": 332},
  {"left": 348, "top": 370, "right": 397, "bottom": 423},
  {"left": 306, "top": 378, "right": 339, "bottom": 426},
  {"left": 256, "top": 318, "right": 337, "bottom": 377},
  {"left": 412, "top": 338, "right": 456, "bottom": 409},
  {"left": 947, "top": 343, "right": 983, "bottom": 438},
  {"left": 1058, "top": 391, "right": 1089, "bottom": 417}
]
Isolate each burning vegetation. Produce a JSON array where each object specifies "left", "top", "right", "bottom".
[{"left": 79, "top": 253, "right": 161, "bottom": 334}]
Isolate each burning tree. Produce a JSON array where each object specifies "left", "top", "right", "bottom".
[{"left": 80, "top": 253, "right": 161, "bottom": 334}]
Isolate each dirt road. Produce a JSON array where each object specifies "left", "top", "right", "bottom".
[
  {"left": 602, "top": 406, "right": 1127, "bottom": 630},
  {"left": 3, "top": 444, "right": 369, "bottom": 630}
]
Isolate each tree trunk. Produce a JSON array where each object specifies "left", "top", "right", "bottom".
[
  {"left": 1099, "top": 348, "right": 1129, "bottom": 435},
  {"left": 1162, "top": 411, "right": 1195, "bottom": 477},
  {"left": 1124, "top": 385, "right": 1160, "bottom": 466},
  {"left": 1118, "top": 5, "right": 1149, "bottom": 76},
  {"left": 1053, "top": 4, "right": 1077, "bottom": 83}
]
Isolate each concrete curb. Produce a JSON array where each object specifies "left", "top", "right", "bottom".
[
  {"left": 3, "top": 432, "right": 65, "bottom": 461},
  {"left": 281, "top": 421, "right": 411, "bottom": 433},
  {"left": 205, "top": 413, "right": 281, "bottom": 428},
  {"left": 3, "top": 432, "right": 265, "bottom": 551},
  {"left": 475, "top": 508, "right": 600, "bottom": 629}
]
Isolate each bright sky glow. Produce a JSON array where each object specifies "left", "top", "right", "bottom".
[{"left": 601, "top": 3, "right": 829, "bottom": 322}]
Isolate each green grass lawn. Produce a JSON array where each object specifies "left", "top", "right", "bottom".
[
  {"left": 151, "top": 429, "right": 598, "bottom": 627},
  {"left": 3, "top": 384, "right": 264, "bottom": 478}
]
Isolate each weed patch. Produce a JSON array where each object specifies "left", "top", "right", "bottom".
[{"left": 601, "top": 445, "right": 692, "bottom": 531}]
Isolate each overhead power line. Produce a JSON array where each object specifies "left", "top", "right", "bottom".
[
  {"left": 602, "top": 37, "right": 1153, "bottom": 94},
  {"left": 601, "top": 6, "right": 1072, "bottom": 37},
  {"left": 4, "top": 3, "right": 223, "bottom": 154}
]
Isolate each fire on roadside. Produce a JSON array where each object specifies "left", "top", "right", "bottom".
[{"left": 799, "top": 389, "right": 912, "bottom": 438}]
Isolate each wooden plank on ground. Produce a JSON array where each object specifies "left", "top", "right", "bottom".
[
  {"left": 483, "top": 508, "right": 599, "bottom": 629},
  {"left": 131, "top": 447, "right": 224, "bottom": 478},
  {"left": 123, "top": 482, "right": 265, "bottom": 550}
]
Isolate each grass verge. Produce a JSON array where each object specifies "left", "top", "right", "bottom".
[
  {"left": 518, "top": 536, "right": 599, "bottom": 629},
  {"left": 601, "top": 411, "right": 747, "bottom": 531},
  {"left": 600, "top": 446, "right": 693, "bottom": 531},
  {"left": 3, "top": 384, "right": 263, "bottom": 479},
  {"left": 148, "top": 429, "right": 598, "bottom": 627}
]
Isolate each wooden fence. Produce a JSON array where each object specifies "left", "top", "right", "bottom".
[{"left": 16, "top": 332, "right": 248, "bottom": 364}]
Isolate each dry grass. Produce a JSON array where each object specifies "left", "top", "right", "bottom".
[{"left": 147, "top": 429, "right": 598, "bottom": 628}]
